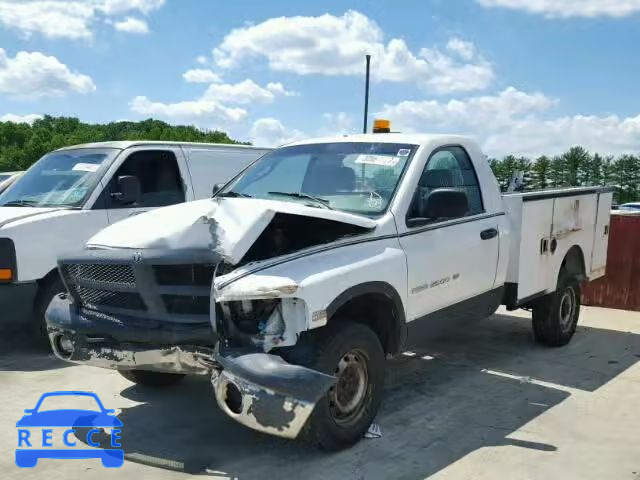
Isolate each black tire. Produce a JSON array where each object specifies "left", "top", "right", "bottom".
[
  {"left": 532, "top": 270, "right": 581, "bottom": 347},
  {"left": 119, "top": 370, "right": 186, "bottom": 387},
  {"left": 32, "top": 274, "right": 65, "bottom": 341},
  {"left": 290, "top": 322, "right": 385, "bottom": 450}
]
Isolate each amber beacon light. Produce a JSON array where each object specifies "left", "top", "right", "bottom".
[{"left": 372, "top": 119, "right": 391, "bottom": 133}]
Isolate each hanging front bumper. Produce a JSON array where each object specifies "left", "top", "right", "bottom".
[{"left": 212, "top": 348, "right": 336, "bottom": 439}]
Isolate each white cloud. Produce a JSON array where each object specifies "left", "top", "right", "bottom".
[
  {"left": 0, "top": 113, "right": 43, "bottom": 124},
  {"left": 484, "top": 115, "right": 640, "bottom": 157},
  {"left": 250, "top": 118, "right": 305, "bottom": 147},
  {"left": 203, "top": 79, "right": 293, "bottom": 104},
  {"left": 98, "top": 0, "right": 164, "bottom": 15},
  {"left": 196, "top": 56, "right": 208, "bottom": 66},
  {"left": 0, "top": 0, "right": 164, "bottom": 40},
  {"left": 212, "top": 10, "right": 494, "bottom": 94},
  {"left": 129, "top": 77, "right": 295, "bottom": 124},
  {"left": 130, "top": 96, "right": 247, "bottom": 122},
  {"left": 379, "top": 87, "right": 555, "bottom": 132},
  {"left": 113, "top": 17, "right": 149, "bottom": 34},
  {"left": 0, "top": 48, "right": 96, "bottom": 98},
  {"left": 183, "top": 69, "right": 221, "bottom": 84},
  {"left": 321, "top": 112, "right": 356, "bottom": 135},
  {"left": 446, "top": 38, "right": 476, "bottom": 61},
  {"left": 475, "top": 0, "right": 640, "bottom": 18},
  {"left": 0, "top": 1, "right": 94, "bottom": 39},
  {"left": 378, "top": 86, "right": 640, "bottom": 156},
  {"left": 265, "top": 82, "right": 297, "bottom": 97}
]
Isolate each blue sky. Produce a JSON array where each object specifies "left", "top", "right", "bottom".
[{"left": 0, "top": 0, "right": 639, "bottom": 156}]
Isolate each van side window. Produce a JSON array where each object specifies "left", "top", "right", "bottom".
[
  {"left": 108, "top": 150, "right": 185, "bottom": 208},
  {"left": 408, "top": 146, "right": 484, "bottom": 222}
]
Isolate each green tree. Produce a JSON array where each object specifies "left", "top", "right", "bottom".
[
  {"left": 0, "top": 116, "right": 243, "bottom": 172},
  {"left": 530, "top": 155, "right": 551, "bottom": 190}
]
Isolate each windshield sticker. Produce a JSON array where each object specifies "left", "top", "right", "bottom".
[
  {"left": 397, "top": 149, "right": 411, "bottom": 157},
  {"left": 72, "top": 163, "right": 100, "bottom": 173},
  {"left": 355, "top": 154, "right": 400, "bottom": 167}
]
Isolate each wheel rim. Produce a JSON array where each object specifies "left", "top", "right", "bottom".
[
  {"left": 328, "top": 349, "right": 369, "bottom": 427},
  {"left": 559, "top": 287, "right": 576, "bottom": 330}
]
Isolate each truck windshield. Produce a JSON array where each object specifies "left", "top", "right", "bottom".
[
  {"left": 220, "top": 142, "right": 417, "bottom": 216},
  {"left": 0, "top": 148, "right": 119, "bottom": 208}
]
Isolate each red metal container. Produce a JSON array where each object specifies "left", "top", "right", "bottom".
[{"left": 582, "top": 213, "right": 640, "bottom": 311}]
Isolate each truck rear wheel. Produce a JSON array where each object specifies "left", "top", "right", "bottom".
[
  {"left": 532, "top": 270, "right": 581, "bottom": 347},
  {"left": 294, "top": 322, "right": 385, "bottom": 450},
  {"left": 119, "top": 370, "right": 186, "bottom": 387}
]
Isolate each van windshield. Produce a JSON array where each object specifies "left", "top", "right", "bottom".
[
  {"left": 220, "top": 142, "right": 417, "bottom": 216},
  {"left": 0, "top": 148, "right": 119, "bottom": 208}
]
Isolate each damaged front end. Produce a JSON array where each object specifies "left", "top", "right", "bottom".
[
  {"left": 46, "top": 248, "right": 219, "bottom": 375},
  {"left": 210, "top": 277, "right": 337, "bottom": 438},
  {"left": 47, "top": 196, "right": 377, "bottom": 438}
]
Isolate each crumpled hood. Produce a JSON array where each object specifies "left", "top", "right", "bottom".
[
  {"left": 0, "top": 206, "right": 63, "bottom": 229},
  {"left": 88, "top": 198, "right": 377, "bottom": 265}
]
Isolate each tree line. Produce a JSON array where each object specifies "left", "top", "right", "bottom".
[
  {"left": 0, "top": 115, "right": 242, "bottom": 172},
  {"left": 489, "top": 146, "right": 638, "bottom": 204},
  {"left": 0, "top": 116, "right": 638, "bottom": 204}
]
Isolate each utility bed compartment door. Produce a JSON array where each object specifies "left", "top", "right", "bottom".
[
  {"left": 516, "top": 199, "right": 555, "bottom": 300},
  {"left": 590, "top": 191, "right": 613, "bottom": 278}
]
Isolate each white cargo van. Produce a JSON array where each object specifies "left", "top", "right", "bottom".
[{"left": 0, "top": 141, "right": 269, "bottom": 332}]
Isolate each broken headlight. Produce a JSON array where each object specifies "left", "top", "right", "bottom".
[{"left": 218, "top": 299, "right": 285, "bottom": 348}]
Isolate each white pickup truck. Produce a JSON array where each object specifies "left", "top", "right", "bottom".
[{"left": 46, "top": 130, "right": 612, "bottom": 450}]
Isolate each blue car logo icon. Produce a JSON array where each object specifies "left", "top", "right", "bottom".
[{"left": 16, "top": 391, "right": 123, "bottom": 468}]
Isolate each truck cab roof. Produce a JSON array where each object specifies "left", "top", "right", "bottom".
[{"left": 286, "top": 133, "right": 479, "bottom": 149}]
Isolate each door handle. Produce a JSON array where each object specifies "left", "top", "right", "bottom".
[
  {"left": 480, "top": 228, "right": 498, "bottom": 240},
  {"left": 128, "top": 211, "right": 147, "bottom": 217}
]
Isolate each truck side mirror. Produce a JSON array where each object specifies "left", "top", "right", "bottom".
[
  {"left": 111, "top": 175, "right": 142, "bottom": 205},
  {"left": 212, "top": 183, "right": 225, "bottom": 196},
  {"left": 424, "top": 188, "right": 469, "bottom": 219}
]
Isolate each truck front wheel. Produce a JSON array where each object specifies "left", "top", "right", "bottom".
[
  {"left": 32, "top": 274, "right": 65, "bottom": 343},
  {"left": 532, "top": 270, "right": 581, "bottom": 347},
  {"left": 293, "top": 322, "right": 385, "bottom": 450},
  {"left": 119, "top": 370, "right": 186, "bottom": 387}
]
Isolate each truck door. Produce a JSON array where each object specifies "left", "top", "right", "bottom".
[
  {"left": 98, "top": 147, "right": 193, "bottom": 225},
  {"left": 398, "top": 146, "right": 501, "bottom": 321}
]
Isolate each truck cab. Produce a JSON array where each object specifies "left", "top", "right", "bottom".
[{"left": 46, "top": 131, "right": 611, "bottom": 450}]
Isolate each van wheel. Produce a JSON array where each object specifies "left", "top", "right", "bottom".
[
  {"left": 294, "top": 322, "right": 385, "bottom": 450},
  {"left": 32, "top": 274, "right": 65, "bottom": 342},
  {"left": 532, "top": 270, "right": 581, "bottom": 347},
  {"left": 119, "top": 370, "right": 186, "bottom": 387}
]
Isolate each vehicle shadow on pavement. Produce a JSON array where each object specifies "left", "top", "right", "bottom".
[
  {"left": 0, "top": 327, "right": 69, "bottom": 372},
  {"left": 76, "top": 312, "right": 640, "bottom": 480}
]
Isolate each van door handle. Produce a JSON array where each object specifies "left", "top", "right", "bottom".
[{"left": 480, "top": 228, "right": 498, "bottom": 240}]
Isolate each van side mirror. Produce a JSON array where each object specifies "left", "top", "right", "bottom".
[
  {"left": 111, "top": 175, "right": 141, "bottom": 205},
  {"left": 212, "top": 183, "right": 225, "bottom": 196}
]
